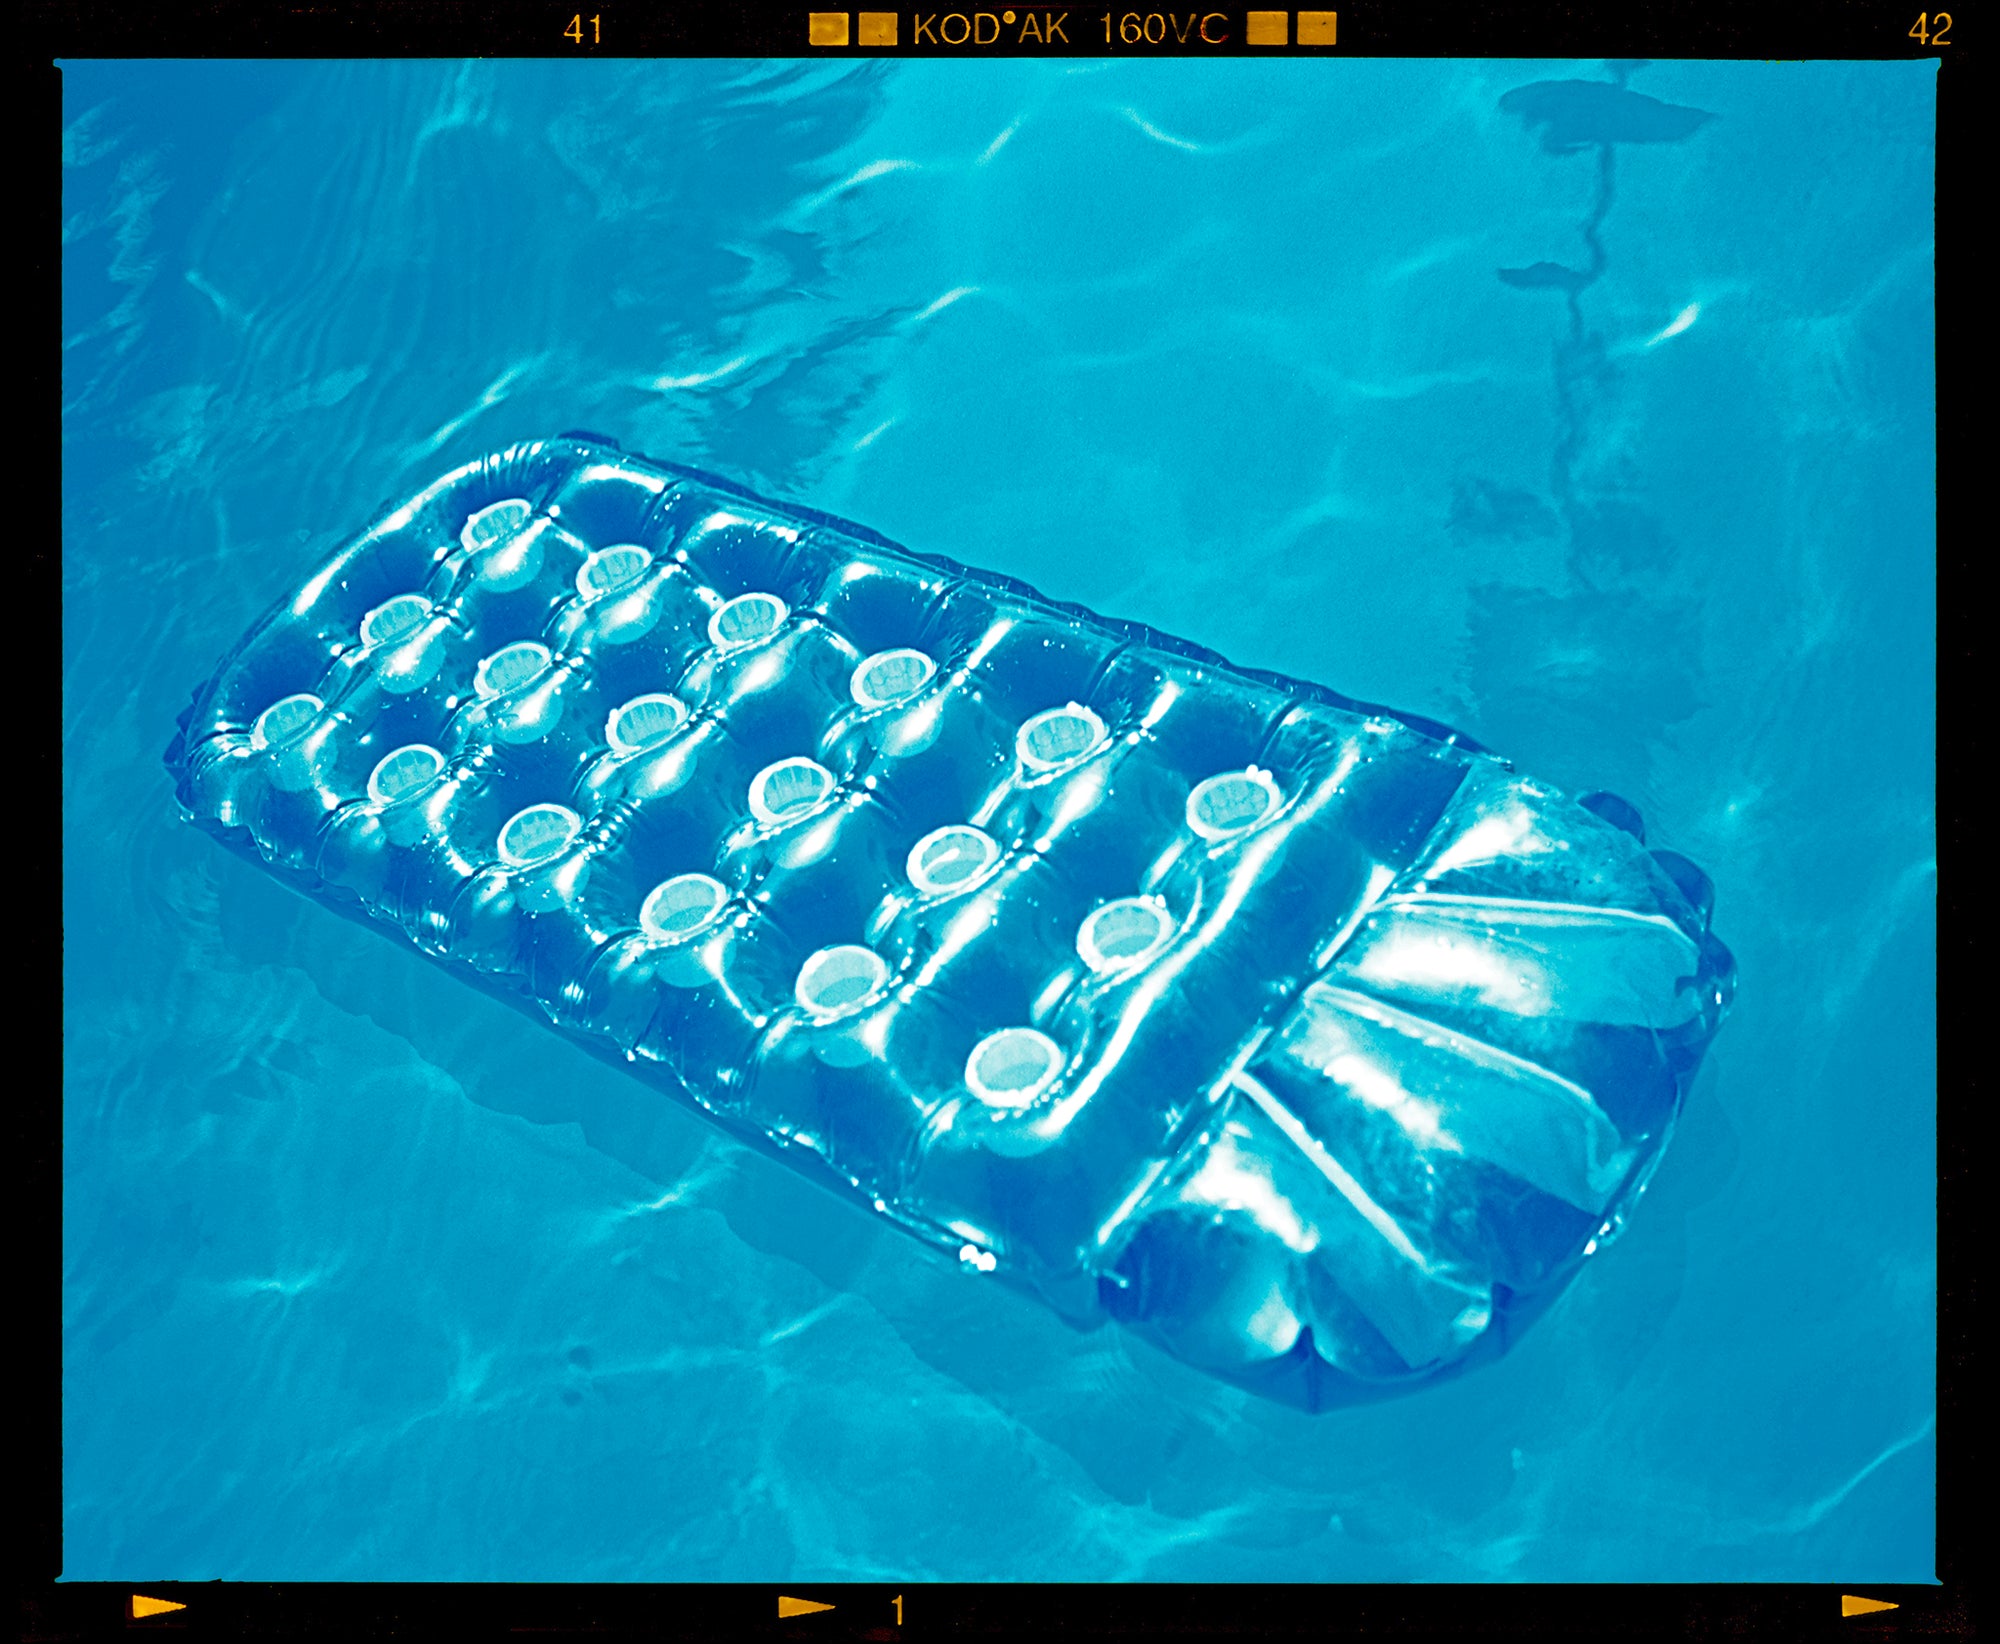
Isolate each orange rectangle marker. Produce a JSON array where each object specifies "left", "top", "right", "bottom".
[{"left": 1246, "top": 11, "right": 1290, "bottom": 45}]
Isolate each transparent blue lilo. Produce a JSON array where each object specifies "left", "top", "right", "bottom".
[{"left": 167, "top": 434, "right": 1735, "bottom": 1411}]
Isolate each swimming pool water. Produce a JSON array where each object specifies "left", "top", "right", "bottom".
[{"left": 61, "top": 56, "right": 1937, "bottom": 1582}]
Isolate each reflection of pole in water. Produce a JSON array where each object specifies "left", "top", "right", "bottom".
[
  {"left": 1461, "top": 63, "right": 1716, "bottom": 788},
  {"left": 1497, "top": 59, "right": 1711, "bottom": 545}
]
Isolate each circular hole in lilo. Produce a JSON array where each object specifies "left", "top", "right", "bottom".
[
  {"left": 497, "top": 802, "right": 580, "bottom": 868},
  {"left": 251, "top": 693, "right": 323, "bottom": 751},
  {"left": 850, "top": 647, "right": 937, "bottom": 710},
  {"left": 964, "top": 1027, "right": 1064, "bottom": 1109},
  {"left": 905, "top": 824, "right": 1000, "bottom": 896},
  {"left": 1016, "top": 703, "right": 1108, "bottom": 775},
  {"left": 639, "top": 873, "right": 728, "bottom": 944},
  {"left": 460, "top": 497, "right": 534, "bottom": 554},
  {"left": 367, "top": 743, "right": 445, "bottom": 806},
  {"left": 575, "top": 544, "right": 653, "bottom": 600},
  {"left": 604, "top": 693, "right": 688, "bottom": 755},
  {"left": 1077, "top": 896, "right": 1173, "bottom": 974},
  {"left": 1186, "top": 767, "right": 1282, "bottom": 841},
  {"left": 707, "top": 591, "right": 789, "bottom": 652},
  {"left": 748, "top": 757, "right": 834, "bottom": 826},
  {"left": 474, "top": 641, "right": 553, "bottom": 699},
  {"left": 359, "top": 593, "right": 432, "bottom": 648},
  {"left": 794, "top": 944, "right": 890, "bottom": 1016}
]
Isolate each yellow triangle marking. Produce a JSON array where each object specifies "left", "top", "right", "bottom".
[
  {"left": 778, "top": 1595, "right": 836, "bottom": 1618},
  {"left": 1842, "top": 1595, "right": 1900, "bottom": 1617},
  {"left": 132, "top": 1596, "right": 187, "bottom": 1618}
]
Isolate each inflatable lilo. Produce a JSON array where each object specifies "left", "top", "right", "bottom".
[{"left": 168, "top": 434, "right": 1735, "bottom": 1410}]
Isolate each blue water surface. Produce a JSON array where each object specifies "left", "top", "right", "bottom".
[{"left": 61, "top": 57, "right": 1937, "bottom": 1582}]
